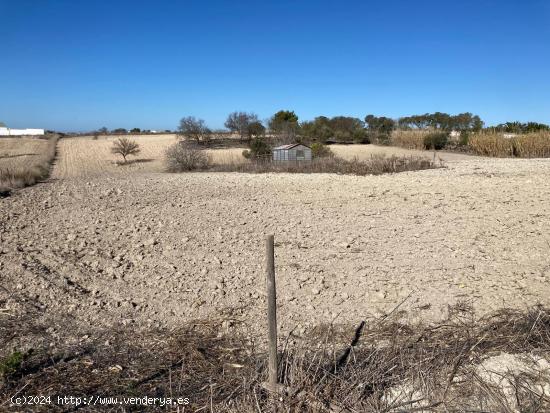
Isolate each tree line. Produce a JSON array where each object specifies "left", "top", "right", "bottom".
[
  {"left": 177, "top": 111, "right": 495, "bottom": 145},
  {"left": 96, "top": 111, "right": 549, "bottom": 144},
  {"left": 486, "top": 121, "right": 550, "bottom": 134},
  {"left": 94, "top": 127, "right": 173, "bottom": 135}
]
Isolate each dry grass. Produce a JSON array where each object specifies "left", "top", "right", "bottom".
[
  {"left": 0, "top": 135, "right": 59, "bottom": 193},
  {"left": 207, "top": 148, "right": 246, "bottom": 165},
  {"left": 463, "top": 131, "right": 550, "bottom": 158},
  {"left": 1, "top": 305, "right": 549, "bottom": 412},
  {"left": 210, "top": 154, "right": 440, "bottom": 176},
  {"left": 390, "top": 130, "right": 430, "bottom": 150}
]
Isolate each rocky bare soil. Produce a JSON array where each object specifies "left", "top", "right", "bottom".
[{"left": 1, "top": 157, "right": 550, "bottom": 341}]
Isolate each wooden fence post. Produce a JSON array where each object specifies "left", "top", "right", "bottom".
[{"left": 266, "top": 234, "right": 278, "bottom": 392}]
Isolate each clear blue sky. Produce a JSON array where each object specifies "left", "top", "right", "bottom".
[{"left": 1, "top": 0, "right": 549, "bottom": 132}]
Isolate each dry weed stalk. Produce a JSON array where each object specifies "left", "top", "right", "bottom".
[
  {"left": 210, "top": 154, "right": 439, "bottom": 176},
  {"left": 1, "top": 305, "right": 549, "bottom": 412}
]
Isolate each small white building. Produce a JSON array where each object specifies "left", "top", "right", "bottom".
[
  {"left": 0, "top": 124, "right": 45, "bottom": 136},
  {"left": 272, "top": 143, "right": 312, "bottom": 162}
]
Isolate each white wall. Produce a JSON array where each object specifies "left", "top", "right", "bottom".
[{"left": 0, "top": 128, "right": 45, "bottom": 136}]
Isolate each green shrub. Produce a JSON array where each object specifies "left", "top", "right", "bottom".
[
  {"left": 0, "top": 350, "right": 23, "bottom": 378},
  {"left": 352, "top": 128, "right": 370, "bottom": 144},
  {"left": 246, "top": 138, "right": 271, "bottom": 158},
  {"left": 459, "top": 131, "right": 470, "bottom": 146},
  {"left": 423, "top": 132, "right": 448, "bottom": 150},
  {"left": 310, "top": 143, "right": 333, "bottom": 158}
]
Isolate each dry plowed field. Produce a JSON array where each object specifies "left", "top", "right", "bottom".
[{"left": 1, "top": 136, "right": 549, "bottom": 338}]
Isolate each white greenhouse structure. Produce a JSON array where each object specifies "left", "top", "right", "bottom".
[
  {"left": 0, "top": 123, "right": 45, "bottom": 136},
  {"left": 272, "top": 143, "right": 312, "bottom": 162}
]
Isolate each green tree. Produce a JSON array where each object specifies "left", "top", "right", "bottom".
[
  {"left": 365, "top": 115, "right": 396, "bottom": 135},
  {"left": 365, "top": 115, "right": 396, "bottom": 145},
  {"left": 112, "top": 128, "right": 127, "bottom": 134},
  {"left": 301, "top": 116, "right": 365, "bottom": 143},
  {"left": 524, "top": 122, "right": 550, "bottom": 132},
  {"left": 472, "top": 115, "right": 484, "bottom": 132},
  {"left": 300, "top": 116, "right": 333, "bottom": 143},
  {"left": 398, "top": 112, "right": 484, "bottom": 132},
  {"left": 330, "top": 116, "right": 364, "bottom": 140},
  {"left": 268, "top": 110, "right": 299, "bottom": 141}
]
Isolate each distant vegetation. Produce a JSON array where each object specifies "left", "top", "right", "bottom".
[
  {"left": 487, "top": 121, "right": 550, "bottom": 134},
  {"left": 85, "top": 110, "right": 549, "bottom": 159},
  {"left": 398, "top": 112, "right": 484, "bottom": 132}
]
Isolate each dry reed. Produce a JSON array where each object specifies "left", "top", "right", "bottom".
[
  {"left": 514, "top": 131, "right": 550, "bottom": 157},
  {"left": 469, "top": 131, "right": 550, "bottom": 157},
  {"left": 390, "top": 129, "right": 429, "bottom": 150}
]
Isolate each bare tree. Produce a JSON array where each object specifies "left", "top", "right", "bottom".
[
  {"left": 111, "top": 137, "right": 140, "bottom": 163},
  {"left": 224, "top": 111, "right": 259, "bottom": 141},
  {"left": 177, "top": 116, "right": 211, "bottom": 144}
]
